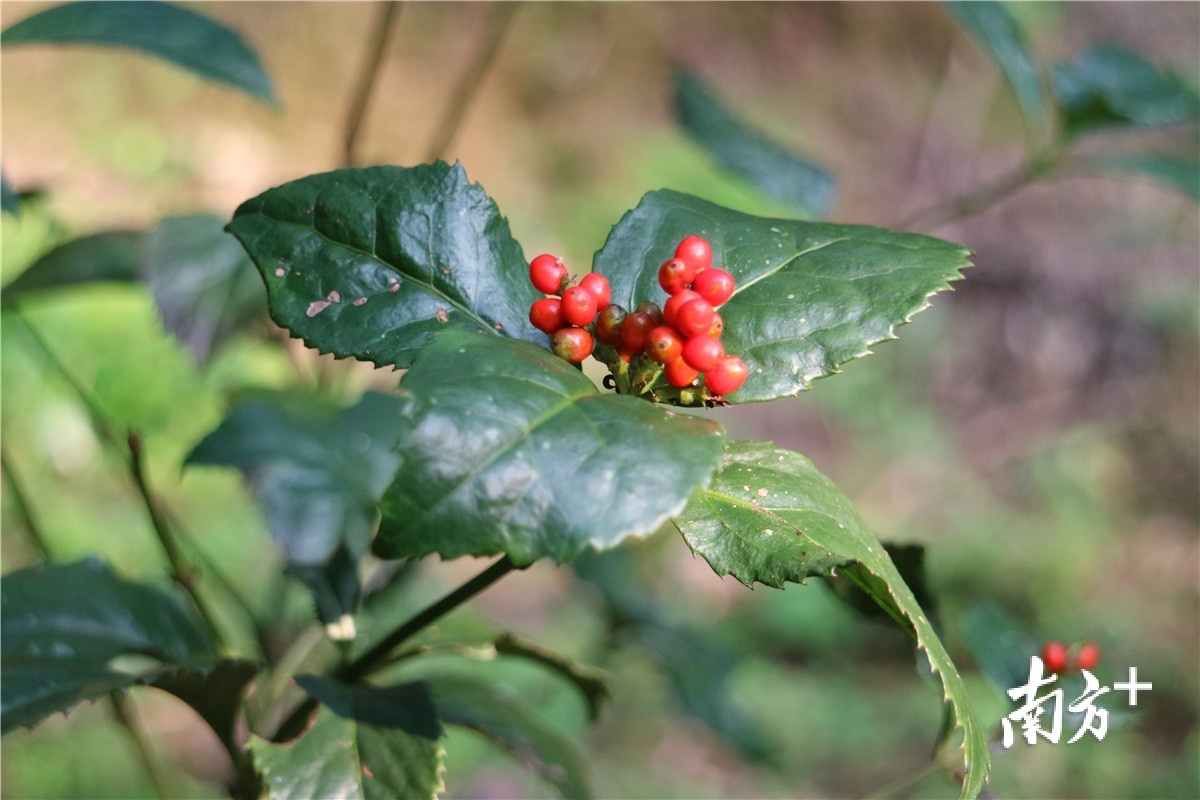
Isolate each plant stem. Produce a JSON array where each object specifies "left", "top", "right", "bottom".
[
  {"left": 341, "top": 554, "right": 520, "bottom": 680},
  {"left": 0, "top": 444, "right": 53, "bottom": 560},
  {"left": 424, "top": 2, "right": 520, "bottom": 162},
  {"left": 343, "top": 1, "right": 402, "bottom": 168},
  {"left": 273, "top": 555, "right": 520, "bottom": 741},
  {"left": 126, "top": 432, "right": 229, "bottom": 651},
  {"left": 109, "top": 693, "right": 171, "bottom": 800},
  {"left": 899, "top": 149, "right": 1062, "bottom": 230}
]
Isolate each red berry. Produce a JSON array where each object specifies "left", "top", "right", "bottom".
[
  {"left": 620, "top": 311, "right": 657, "bottom": 352},
  {"left": 706, "top": 311, "right": 724, "bottom": 338},
  {"left": 595, "top": 303, "right": 628, "bottom": 347},
  {"left": 691, "top": 267, "right": 735, "bottom": 307},
  {"left": 1074, "top": 643, "right": 1100, "bottom": 671},
  {"left": 551, "top": 327, "right": 593, "bottom": 363},
  {"left": 579, "top": 273, "right": 611, "bottom": 308},
  {"left": 635, "top": 301, "right": 665, "bottom": 326},
  {"left": 530, "top": 253, "right": 567, "bottom": 295},
  {"left": 560, "top": 286, "right": 599, "bottom": 327},
  {"left": 674, "top": 235, "right": 712, "bottom": 276},
  {"left": 664, "top": 357, "right": 700, "bottom": 388},
  {"left": 1041, "top": 641, "right": 1069, "bottom": 673},
  {"left": 663, "top": 290, "right": 701, "bottom": 328},
  {"left": 658, "top": 258, "right": 692, "bottom": 295},
  {"left": 675, "top": 298, "right": 717, "bottom": 339},
  {"left": 681, "top": 335, "right": 724, "bottom": 372},
  {"left": 646, "top": 326, "right": 684, "bottom": 365},
  {"left": 529, "top": 297, "right": 565, "bottom": 334},
  {"left": 704, "top": 355, "right": 748, "bottom": 396}
]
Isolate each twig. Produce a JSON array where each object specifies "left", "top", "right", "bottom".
[
  {"left": 0, "top": 444, "right": 53, "bottom": 560},
  {"left": 424, "top": 3, "right": 520, "bottom": 162},
  {"left": 343, "top": 1, "right": 403, "bottom": 167}
]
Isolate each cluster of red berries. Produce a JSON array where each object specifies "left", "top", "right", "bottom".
[
  {"left": 527, "top": 254, "right": 610, "bottom": 364},
  {"left": 526, "top": 235, "right": 748, "bottom": 398},
  {"left": 1040, "top": 640, "right": 1100, "bottom": 674}
]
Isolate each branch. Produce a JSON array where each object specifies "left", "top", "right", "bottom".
[{"left": 343, "top": 1, "right": 403, "bottom": 167}]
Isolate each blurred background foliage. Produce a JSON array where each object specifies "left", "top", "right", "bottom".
[{"left": 1, "top": 2, "right": 1196, "bottom": 798}]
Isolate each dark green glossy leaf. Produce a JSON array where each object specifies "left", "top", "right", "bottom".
[
  {"left": 251, "top": 680, "right": 443, "bottom": 800},
  {"left": 144, "top": 214, "right": 266, "bottom": 364},
  {"left": 0, "top": 558, "right": 218, "bottom": 734},
  {"left": 1053, "top": 45, "right": 1200, "bottom": 136},
  {"left": 945, "top": 1, "right": 1046, "bottom": 132},
  {"left": 1, "top": 1, "right": 275, "bottom": 103},
  {"left": 187, "top": 390, "right": 405, "bottom": 565},
  {"left": 1076, "top": 153, "right": 1200, "bottom": 202},
  {"left": 226, "top": 163, "right": 544, "bottom": 368},
  {"left": 152, "top": 659, "right": 259, "bottom": 753},
  {"left": 673, "top": 441, "right": 988, "bottom": 798},
  {"left": 593, "top": 190, "right": 970, "bottom": 403},
  {"left": 959, "top": 602, "right": 1040, "bottom": 694},
  {"left": 1, "top": 171, "right": 19, "bottom": 217},
  {"left": 1, "top": 230, "right": 144, "bottom": 301},
  {"left": 374, "top": 330, "right": 726, "bottom": 565},
  {"left": 674, "top": 72, "right": 835, "bottom": 217},
  {"left": 430, "top": 674, "right": 591, "bottom": 799},
  {"left": 285, "top": 545, "right": 362, "bottom": 630}
]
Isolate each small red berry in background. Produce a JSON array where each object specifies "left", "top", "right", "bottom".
[
  {"left": 658, "top": 258, "right": 692, "bottom": 295},
  {"left": 560, "top": 285, "right": 599, "bottom": 327},
  {"left": 529, "top": 253, "right": 567, "bottom": 295},
  {"left": 681, "top": 335, "right": 724, "bottom": 372},
  {"left": 674, "top": 235, "right": 712, "bottom": 276},
  {"left": 646, "top": 326, "right": 684, "bottom": 365},
  {"left": 595, "top": 303, "right": 628, "bottom": 347},
  {"left": 579, "top": 273, "right": 611, "bottom": 308},
  {"left": 664, "top": 357, "right": 700, "bottom": 388},
  {"left": 551, "top": 327, "right": 593, "bottom": 363},
  {"left": 1074, "top": 642, "right": 1100, "bottom": 671},
  {"left": 706, "top": 312, "right": 724, "bottom": 338},
  {"left": 663, "top": 290, "right": 701, "bottom": 328},
  {"left": 691, "top": 267, "right": 735, "bottom": 307},
  {"left": 635, "top": 301, "right": 665, "bottom": 326},
  {"left": 620, "top": 310, "right": 657, "bottom": 351},
  {"left": 704, "top": 355, "right": 748, "bottom": 396},
  {"left": 674, "top": 297, "right": 717, "bottom": 339},
  {"left": 529, "top": 297, "right": 565, "bottom": 334},
  {"left": 1041, "top": 641, "right": 1070, "bottom": 673}
]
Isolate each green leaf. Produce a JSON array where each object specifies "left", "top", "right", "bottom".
[
  {"left": 285, "top": 545, "right": 362, "bottom": 630},
  {"left": 226, "top": 163, "right": 544, "bottom": 368},
  {"left": 374, "top": 330, "right": 726, "bottom": 565},
  {"left": 945, "top": 1, "right": 1046, "bottom": 133},
  {"left": 593, "top": 190, "right": 970, "bottom": 403},
  {"left": 1053, "top": 45, "right": 1200, "bottom": 136},
  {"left": 429, "top": 674, "right": 592, "bottom": 799},
  {"left": 673, "top": 72, "right": 835, "bottom": 217},
  {"left": 1, "top": 230, "right": 144, "bottom": 301},
  {"left": 1076, "top": 153, "right": 1200, "bottom": 202},
  {"left": 826, "top": 542, "right": 939, "bottom": 628},
  {"left": 673, "top": 441, "right": 989, "bottom": 798},
  {"left": 1, "top": 558, "right": 219, "bottom": 734},
  {"left": 251, "top": 679, "right": 443, "bottom": 800},
  {"left": 958, "top": 602, "right": 1040, "bottom": 694},
  {"left": 1, "top": 1, "right": 275, "bottom": 103},
  {"left": 144, "top": 214, "right": 267, "bottom": 365},
  {"left": 187, "top": 390, "right": 406, "bottom": 566}
]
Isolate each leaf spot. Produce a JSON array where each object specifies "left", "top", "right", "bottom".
[
  {"left": 756, "top": 487, "right": 769, "bottom": 497},
  {"left": 743, "top": 485, "right": 751, "bottom": 492},
  {"left": 437, "top": 307, "right": 450, "bottom": 323},
  {"left": 274, "top": 267, "right": 286, "bottom": 277},
  {"left": 494, "top": 322, "right": 503, "bottom": 330},
  {"left": 327, "top": 290, "right": 342, "bottom": 303},
  {"left": 442, "top": 268, "right": 452, "bottom": 275},
  {"left": 362, "top": 763, "right": 375, "bottom": 778},
  {"left": 306, "top": 300, "right": 331, "bottom": 317}
]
